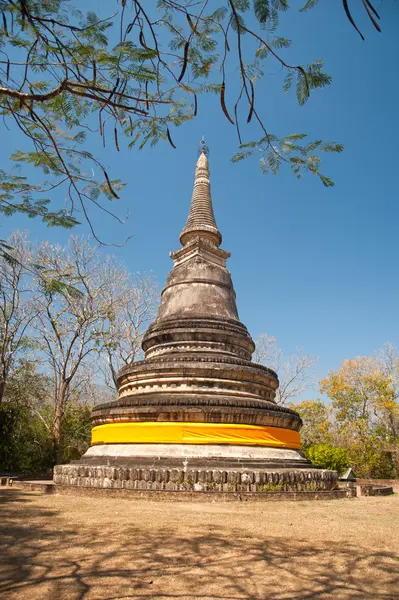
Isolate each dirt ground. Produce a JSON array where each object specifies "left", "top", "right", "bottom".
[{"left": 0, "top": 489, "right": 398, "bottom": 600}]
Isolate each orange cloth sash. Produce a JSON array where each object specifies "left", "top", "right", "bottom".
[{"left": 91, "top": 422, "right": 301, "bottom": 449}]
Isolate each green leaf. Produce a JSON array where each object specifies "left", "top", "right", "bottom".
[
  {"left": 267, "top": 149, "right": 281, "bottom": 174},
  {"left": 232, "top": 150, "right": 253, "bottom": 162},
  {"left": 283, "top": 71, "right": 293, "bottom": 93},
  {"left": 273, "top": 0, "right": 289, "bottom": 11},
  {"left": 255, "top": 44, "right": 269, "bottom": 59},
  {"left": 321, "top": 142, "right": 344, "bottom": 153},
  {"left": 318, "top": 173, "right": 335, "bottom": 187},
  {"left": 253, "top": 0, "right": 270, "bottom": 24},
  {"left": 285, "top": 133, "right": 307, "bottom": 141},
  {"left": 230, "top": 12, "right": 247, "bottom": 32},
  {"left": 271, "top": 37, "right": 291, "bottom": 49},
  {"left": 300, "top": 0, "right": 321, "bottom": 12},
  {"left": 296, "top": 70, "right": 310, "bottom": 105},
  {"left": 234, "top": 0, "right": 251, "bottom": 11},
  {"left": 259, "top": 155, "right": 268, "bottom": 174},
  {"left": 303, "top": 140, "right": 322, "bottom": 154}
]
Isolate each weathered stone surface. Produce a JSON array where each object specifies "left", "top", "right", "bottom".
[
  {"left": 54, "top": 484, "right": 349, "bottom": 502},
  {"left": 358, "top": 484, "right": 394, "bottom": 496},
  {"left": 53, "top": 464, "right": 338, "bottom": 493}
]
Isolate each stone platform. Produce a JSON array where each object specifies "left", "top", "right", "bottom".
[
  {"left": 54, "top": 485, "right": 347, "bottom": 502},
  {"left": 54, "top": 439, "right": 338, "bottom": 496},
  {"left": 81, "top": 442, "right": 311, "bottom": 467},
  {"left": 54, "top": 462, "right": 338, "bottom": 493}
]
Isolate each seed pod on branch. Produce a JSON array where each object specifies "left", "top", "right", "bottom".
[
  {"left": 2, "top": 12, "right": 8, "bottom": 36},
  {"left": 220, "top": 82, "right": 234, "bottom": 125},
  {"left": 247, "top": 79, "right": 255, "bottom": 123},
  {"left": 362, "top": 0, "right": 381, "bottom": 31},
  {"left": 177, "top": 42, "right": 189, "bottom": 82},
  {"left": 114, "top": 127, "right": 120, "bottom": 151},
  {"left": 103, "top": 170, "right": 120, "bottom": 199},
  {"left": 99, "top": 112, "right": 103, "bottom": 137},
  {"left": 166, "top": 126, "right": 176, "bottom": 149},
  {"left": 342, "top": 0, "right": 365, "bottom": 40}
]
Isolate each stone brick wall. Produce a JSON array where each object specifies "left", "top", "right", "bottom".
[
  {"left": 356, "top": 478, "right": 399, "bottom": 489},
  {"left": 54, "top": 464, "right": 337, "bottom": 493}
]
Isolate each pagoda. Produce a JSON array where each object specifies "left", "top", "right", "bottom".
[{"left": 54, "top": 145, "right": 337, "bottom": 494}]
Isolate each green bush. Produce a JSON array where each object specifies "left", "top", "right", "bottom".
[
  {"left": 305, "top": 444, "right": 349, "bottom": 475},
  {"left": 59, "top": 401, "right": 92, "bottom": 463},
  {"left": 0, "top": 402, "right": 54, "bottom": 473},
  {"left": 0, "top": 400, "right": 92, "bottom": 474}
]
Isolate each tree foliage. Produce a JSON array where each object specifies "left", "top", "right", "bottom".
[
  {"left": 320, "top": 357, "right": 398, "bottom": 441},
  {"left": 0, "top": 231, "right": 37, "bottom": 403},
  {"left": 0, "top": 1, "right": 382, "bottom": 237},
  {"left": 0, "top": 358, "right": 53, "bottom": 472},
  {"left": 0, "top": 358, "right": 92, "bottom": 472},
  {"left": 297, "top": 353, "right": 399, "bottom": 478},
  {"left": 319, "top": 356, "right": 399, "bottom": 477},
  {"left": 304, "top": 443, "right": 349, "bottom": 475},
  {"left": 32, "top": 235, "right": 144, "bottom": 458},
  {"left": 295, "top": 399, "right": 332, "bottom": 446},
  {"left": 0, "top": 230, "right": 157, "bottom": 465}
]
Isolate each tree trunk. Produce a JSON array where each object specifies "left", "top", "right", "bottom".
[
  {"left": 0, "top": 379, "right": 4, "bottom": 404},
  {"left": 52, "top": 381, "right": 68, "bottom": 465}
]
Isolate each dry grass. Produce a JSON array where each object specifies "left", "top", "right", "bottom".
[{"left": 0, "top": 489, "right": 398, "bottom": 600}]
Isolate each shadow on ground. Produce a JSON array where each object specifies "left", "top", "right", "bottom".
[{"left": 0, "top": 489, "right": 398, "bottom": 600}]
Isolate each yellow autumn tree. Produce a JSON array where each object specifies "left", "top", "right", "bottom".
[
  {"left": 294, "top": 400, "right": 333, "bottom": 447},
  {"left": 320, "top": 357, "right": 399, "bottom": 477}
]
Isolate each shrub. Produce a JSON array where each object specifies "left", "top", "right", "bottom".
[
  {"left": 305, "top": 444, "right": 349, "bottom": 475},
  {"left": 0, "top": 400, "right": 92, "bottom": 474},
  {"left": 0, "top": 402, "right": 53, "bottom": 473},
  {"left": 60, "top": 401, "right": 92, "bottom": 462}
]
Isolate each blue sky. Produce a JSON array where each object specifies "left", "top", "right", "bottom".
[{"left": 1, "top": 1, "right": 398, "bottom": 399}]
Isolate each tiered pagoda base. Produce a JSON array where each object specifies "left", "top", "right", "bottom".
[
  {"left": 54, "top": 372, "right": 338, "bottom": 494},
  {"left": 54, "top": 381, "right": 338, "bottom": 494}
]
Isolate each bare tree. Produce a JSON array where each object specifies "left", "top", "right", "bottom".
[
  {"left": 32, "top": 236, "right": 131, "bottom": 459},
  {"left": 374, "top": 342, "right": 399, "bottom": 439},
  {"left": 99, "top": 272, "right": 158, "bottom": 390},
  {"left": 254, "top": 333, "right": 318, "bottom": 406},
  {"left": 375, "top": 343, "right": 399, "bottom": 394},
  {"left": 0, "top": 231, "right": 36, "bottom": 403}
]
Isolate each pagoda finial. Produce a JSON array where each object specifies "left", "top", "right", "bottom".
[
  {"left": 199, "top": 136, "right": 209, "bottom": 156},
  {"left": 179, "top": 143, "right": 222, "bottom": 247}
]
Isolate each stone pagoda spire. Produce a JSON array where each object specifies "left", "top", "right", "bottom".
[
  {"left": 150, "top": 141, "right": 240, "bottom": 331},
  {"left": 180, "top": 145, "right": 222, "bottom": 247},
  {"left": 54, "top": 145, "right": 337, "bottom": 496}
]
